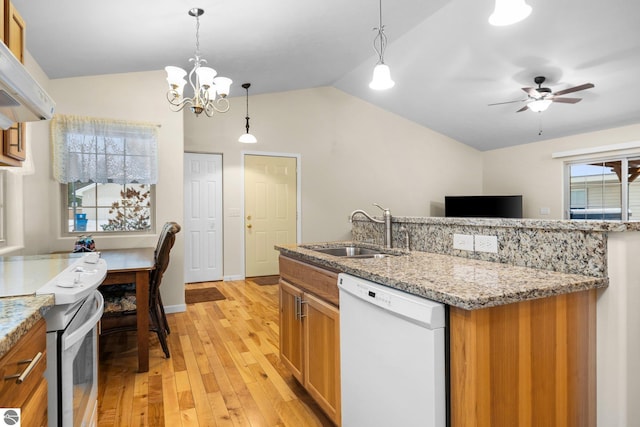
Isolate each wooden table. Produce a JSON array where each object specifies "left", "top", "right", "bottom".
[{"left": 100, "top": 248, "right": 155, "bottom": 373}]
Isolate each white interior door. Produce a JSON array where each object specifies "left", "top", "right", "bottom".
[
  {"left": 244, "top": 155, "right": 297, "bottom": 277},
  {"left": 184, "top": 153, "right": 223, "bottom": 283}
]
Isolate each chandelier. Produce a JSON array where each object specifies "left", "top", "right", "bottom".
[{"left": 164, "top": 8, "right": 232, "bottom": 116}]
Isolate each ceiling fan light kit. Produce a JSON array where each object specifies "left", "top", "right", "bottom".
[
  {"left": 488, "top": 0, "right": 532, "bottom": 26},
  {"left": 369, "top": 0, "right": 395, "bottom": 90},
  {"left": 165, "top": 8, "right": 233, "bottom": 117},
  {"left": 527, "top": 99, "right": 552, "bottom": 112}
]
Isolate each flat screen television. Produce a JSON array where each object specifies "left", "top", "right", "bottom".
[{"left": 445, "top": 195, "right": 523, "bottom": 218}]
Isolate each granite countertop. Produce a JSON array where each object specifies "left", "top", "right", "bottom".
[
  {"left": 0, "top": 294, "right": 54, "bottom": 359},
  {"left": 276, "top": 242, "right": 608, "bottom": 310}
]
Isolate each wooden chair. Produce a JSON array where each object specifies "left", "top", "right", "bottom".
[{"left": 99, "top": 222, "right": 181, "bottom": 358}]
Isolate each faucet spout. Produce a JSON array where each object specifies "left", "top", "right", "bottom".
[
  {"left": 349, "top": 209, "right": 383, "bottom": 224},
  {"left": 349, "top": 203, "right": 393, "bottom": 248}
]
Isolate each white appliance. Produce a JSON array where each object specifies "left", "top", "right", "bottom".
[
  {"left": 338, "top": 273, "right": 446, "bottom": 427},
  {"left": 0, "top": 40, "right": 55, "bottom": 129},
  {"left": 36, "top": 255, "right": 107, "bottom": 427}
]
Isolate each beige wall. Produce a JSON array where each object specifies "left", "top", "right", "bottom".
[
  {"left": 184, "top": 86, "right": 483, "bottom": 278},
  {"left": 19, "top": 68, "right": 186, "bottom": 310},
  {"left": 482, "top": 124, "right": 640, "bottom": 219}
]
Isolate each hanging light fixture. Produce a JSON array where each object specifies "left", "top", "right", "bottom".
[
  {"left": 164, "top": 8, "right": 232, "bottom": 117},
  {"left": 238, "top": 83, "right": 257, "bottom": 144},
  {"left": 488, "top": 0, "right": 532, "bottom": 26},
  {"left": 369, "top": 0, "right": 395, "bottom": 90}
]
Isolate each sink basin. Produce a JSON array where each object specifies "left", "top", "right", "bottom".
[{"left": 311, "top": 246, "right": 386, "bottom": 258}]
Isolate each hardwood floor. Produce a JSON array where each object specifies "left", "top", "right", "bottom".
[{"left": 97, "top": 280, "right": 334, "bottom": 427}]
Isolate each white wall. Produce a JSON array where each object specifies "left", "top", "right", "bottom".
[
  {"left": 20, "top": 69, "right": 185, "bottom": 310},
  {"left": 482, "top": 124, "right": 640, "bottom": 218},
  {"left": 184, "top": 86, "right": 483, "bottom": 278}
]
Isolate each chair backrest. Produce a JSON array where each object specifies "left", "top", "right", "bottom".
[{"left": 149, "top": 222, "right": 181, "bottom": 300}]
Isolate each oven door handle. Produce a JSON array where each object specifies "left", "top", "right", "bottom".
[{"left": 64, "top": 291, "right": 104, "bottom": 351}]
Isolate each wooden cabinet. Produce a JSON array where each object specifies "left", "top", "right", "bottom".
[
  {"left": 449, "top": 289, "right": 597, "bottom": 427},
  {"left": 279, "top": 256, "right": 341, "bottom": 425},
  {"left": 0, "top": 0, "right": 26, "bottom": 166},
  {"left": 0, "top": 318, "right": 48, "bottom": 427}
]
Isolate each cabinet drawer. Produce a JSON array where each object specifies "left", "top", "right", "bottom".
[
  {"left": 279, "top": 256, "right": 339, "bottom": 306},
  {"left": 21, "top": 378, "right": 48, "bottom": 427},
  {"left": 0, "top": 319, "right": 47, "bottom": 408}
]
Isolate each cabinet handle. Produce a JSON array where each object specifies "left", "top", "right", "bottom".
[
  {"left": 299, "top": 300, "right": 308, "bottom": 318},
  {"left": 4, "top": 352, "right": 43, "bottom": 384},
  {"left": 7, "top": 125, "right": 21, "bottom": 152}
]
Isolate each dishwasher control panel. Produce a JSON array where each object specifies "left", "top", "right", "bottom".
[{"left": 338, "top": 273, "right": 445, "bottom": 329}]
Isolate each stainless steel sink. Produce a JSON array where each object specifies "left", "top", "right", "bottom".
[{"left": 311, "top": 246, "right": 386, "bottom": 258}]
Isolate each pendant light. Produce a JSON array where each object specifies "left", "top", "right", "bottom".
[
  {"left": 238, "top": 83, "right": 257, "bottom": 144},
  {"left": 488, "top": 0, "right": 532, "bottom": 26},
  {"left": 369, "top": 0, "right": 395, "bottom": 90}
]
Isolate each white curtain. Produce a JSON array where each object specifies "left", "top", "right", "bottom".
[{"left": 51, "top": 115, "right": 158, "bottom": 184}]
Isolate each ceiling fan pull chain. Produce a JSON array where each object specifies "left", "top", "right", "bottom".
[{"left": 538, "top": 113, "right": 543, "bottom": 136}]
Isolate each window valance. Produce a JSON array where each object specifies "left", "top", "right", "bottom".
[{"left": 52, "top": 114, "right": 158, "bottom": 184}]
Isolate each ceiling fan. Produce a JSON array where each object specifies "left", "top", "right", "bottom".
[{"left": 489, "top": 76, "right": 595, "bottom": 112}]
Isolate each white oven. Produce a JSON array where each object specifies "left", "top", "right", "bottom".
[
  {"left": 36, "top": 255, "right": 107, "bottom": 427},
  {"left": 45, "top": 290, "right": 103, "bottom": 427}
]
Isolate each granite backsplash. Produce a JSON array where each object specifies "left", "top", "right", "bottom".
[{"left": 350, "top": 217, "right": 624, "bottom": 278}]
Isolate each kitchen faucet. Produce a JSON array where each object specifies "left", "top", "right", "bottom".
[{"left": 349, "top": 203, "right": 392, "bottom": 248}]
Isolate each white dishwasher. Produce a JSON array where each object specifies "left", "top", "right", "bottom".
[{"left": 338, "top": 273, "right": 446, "bottom": 427}]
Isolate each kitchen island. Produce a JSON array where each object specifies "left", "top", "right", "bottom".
[{"left": 276, "top": 240, "right": 604, "bottom": 427}]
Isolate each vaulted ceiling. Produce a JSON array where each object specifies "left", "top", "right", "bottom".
[{"left": 13, "top": 0, "right": 640, "bottom": 151}]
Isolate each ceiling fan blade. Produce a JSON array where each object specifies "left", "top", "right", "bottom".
[
  {"left": 522, "top": 87, "right": 541, "bottom": 97},
  {"left": 488, "top": 99, "right": 526, "bottom": 106},
  {"left": 553, "top": 83, "right": 594, "bottom": 96},
  {"left": 551, "top": 97, "right": 582, "bottom": 104},
  {"left": 516, "top": 105, "right": 529, "bottom": 113}
]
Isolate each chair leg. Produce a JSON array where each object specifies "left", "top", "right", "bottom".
[
  {"left": 158, "top": 293, "right": 170, "bottom": 335},
  {"left": 150, "top": 305, "right": 170, "bottom": 358}
]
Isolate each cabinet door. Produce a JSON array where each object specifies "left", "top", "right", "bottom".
[
  {"left": 279, "top": 279, "right": 304, "bottom": 383},
  {"left": 304, "top": 292, "right": 341, "bottom": 425},
  {"left": 2, "top": 1, "right": 25, "bottom": 162}
]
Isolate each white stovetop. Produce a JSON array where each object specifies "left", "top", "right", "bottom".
[{"left": 0, "top": 253, "right": 106, "bottom": 305}]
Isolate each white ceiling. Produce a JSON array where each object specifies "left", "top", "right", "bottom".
[{"left": 13, "top": 0, "right": 640, "bottom": 151}]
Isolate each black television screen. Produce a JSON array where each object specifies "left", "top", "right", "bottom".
[{"left": 445, "top": 195, "right": 523, "bottom": 218}]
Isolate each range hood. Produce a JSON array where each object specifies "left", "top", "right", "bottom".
[{"left": 0, "top": 41, "right": 55, "bottom": 130}]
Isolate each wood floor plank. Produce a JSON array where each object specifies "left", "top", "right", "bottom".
[{"left": 98, "top": 279, "right": 333, "bottom": 427}]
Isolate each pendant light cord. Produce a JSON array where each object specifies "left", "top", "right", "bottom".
[
  {"left": 373, "top": 0, "right": 388, "bottom": 64},
  {"left": 244, "top": 85, "right": 251, "bottom": 133}
]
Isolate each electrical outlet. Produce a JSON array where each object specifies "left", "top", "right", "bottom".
[
  {"left": 540, "top": 207, "right": 551, "bottom": 215},
  {"left": 453, "top": 234, "right": 474, "bottom": 251},
  {"left": 475, "top": 235, "right": 498, "bottom": 253}
]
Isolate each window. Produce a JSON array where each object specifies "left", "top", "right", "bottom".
[
  {"left": 52, "top": 115, "right": 158, "bottom": 233},
  {"left": 566, "top": 157, "right": 640, "bottom": 221},
  {"left": 0, "top": 171, "right": 5, "bottom": 246}
]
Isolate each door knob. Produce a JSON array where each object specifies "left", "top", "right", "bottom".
[
  {"left": 247, "top": 215, "right": 252, "bottom": 220},
  {"left": 247, "top": 224, "right": 252, "bottom": 229}
]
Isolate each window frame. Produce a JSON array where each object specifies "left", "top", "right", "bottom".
[
  {"left": 61, "top": 182, "right": 156, "bottom": 236},
  {"left": 564, "top": 155, "right": 637, "bottom": 221}
]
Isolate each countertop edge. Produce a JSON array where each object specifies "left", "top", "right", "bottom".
[
  {"left": 0, "top": 294, "right": 54, "bottom": 360},
  {"left": 276, "top": 243, "right": 608, "bottom": 310}
]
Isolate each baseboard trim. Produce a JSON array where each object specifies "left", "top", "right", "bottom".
[
  {"left": 164, "top": 304, "right": 186, "bottom": 314},
  {"left": 223, "top": 275, "right": 245, "bottom": 281}
]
